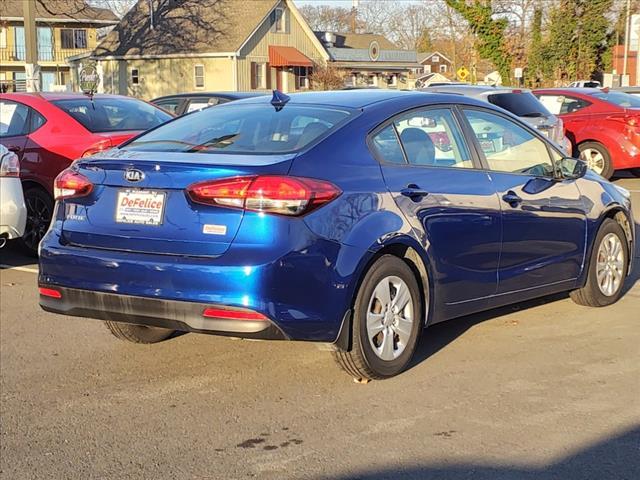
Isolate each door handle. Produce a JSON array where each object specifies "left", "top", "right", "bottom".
[
  {"left": 502, "top": 190, "right": 522, "bottom": 206},
  {"left": 400, "top": 184, "right": 429, "bottom": 200},
  {"left": 6, "top": 145, "right": 22, "bottom": 153}
]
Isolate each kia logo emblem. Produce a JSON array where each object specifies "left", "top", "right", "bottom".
[{"left": 124, "top": 169, "right": 145, "bottom": 182}]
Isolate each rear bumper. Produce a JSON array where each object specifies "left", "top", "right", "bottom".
[
  {"left": 39, "top": 286, "right": 286, "bottom": 340},
  {"left": 0, "top": 179, "right": 26, "bottom": 240},
  {"left": 38, "top": 225, "right": 368, "bottom": 342}
]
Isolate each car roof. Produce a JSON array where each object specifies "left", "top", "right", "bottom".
[
  {"left": 533, "top": 87, "right": 603, "bottom": 96},
  {"left": 228, "top": 89, "right": 464, "bottom": 109},
  {"left": 423, "top": 85, "right": 531, "bottom": 96},
  {"left": 151, "top": 92, "right": 264, "bottom": 102},
  {"left": 0, "top": 92, "right": 138, "bottom": 102}
]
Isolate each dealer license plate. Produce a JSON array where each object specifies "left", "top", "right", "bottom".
[{"left": 115, "top": 190, "right": 166, "bottom": 226}]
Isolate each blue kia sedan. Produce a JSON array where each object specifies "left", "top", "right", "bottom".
[{"left": 38, "top": 90, "right": 634, "bottom": 380}]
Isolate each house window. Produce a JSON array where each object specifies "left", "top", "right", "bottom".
[
  {"left": 439, "top": 64, "right": 447, "bottom": 73},
  {"left": 273, "top": 7, "right": 287, "bottom": 33},
  {"left": 61, "top": 28, "right": 87, "bottom": 49},
  {"left": 388, "top": 74, "right": 397, "bottom": 87},
  {"left": 432, "top": 55, "right": 440, "bottom": 63},
  {"left": 131, "top": 68, "right": 139, "bottom": 85},
  {"left": 194, "top": 64, "right": 205, "bottom": 88},
  {"left": 294, "top": 66, "right": 310, "bottom": 89},
  {"left": 251, "top": 62, "right": 267, "bottom": 89},
  {"left": 0, "top": 27, "right": 6, "bottom": 49}
]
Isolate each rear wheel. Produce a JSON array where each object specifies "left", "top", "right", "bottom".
[
  {"left": 570, "top": 219, "right": 628, "bottom": 307},
  {"left": 21, "top": 187, "right": 54, "bottom": 257},
  {"left": 333, "top": 255, "right": 423, "bottom": 381},
  {"left": 578, "top": 142, "right": 614, "bottom": 179},
  {"left": 104, "top": 321, "right": 174, "bottom": 344}
]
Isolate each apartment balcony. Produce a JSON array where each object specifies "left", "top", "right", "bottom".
[{"left": 0, "top": 46, "right": 91, "bottom": 65}]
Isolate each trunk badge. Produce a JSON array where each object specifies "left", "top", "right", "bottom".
[{"left": 124, "top": 169, "right": 145, "bottom": 182}]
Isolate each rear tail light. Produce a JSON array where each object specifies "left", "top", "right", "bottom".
[
  {"left": 54, "top": 169, "right": 93, "bottom": 200},
  {"left": 202, "top": 307, "right": 268, "bottom": 321},
  {"left": 39, "top": 287, "right": 62, "bottom": 299},
  {"left": 187, "top": 175, "right": 341, "bottom": 216},
  {"left": 0, "top": 151, "right": 20, "bottom": 177},
  {"left": 82, "top": 139, "right": 112, "bottom": 158}
]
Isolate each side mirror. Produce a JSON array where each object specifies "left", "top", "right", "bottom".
[{"left": 557, "top": 156, "right": 587, "bottom": 179}]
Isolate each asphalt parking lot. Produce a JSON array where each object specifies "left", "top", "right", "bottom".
[{"left": 1, "top": 176, "right": 639, "bottom": 480}]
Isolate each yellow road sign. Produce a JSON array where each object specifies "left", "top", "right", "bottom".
[{"left": 457, "top": 67, "right": 469, "bottom": 81}]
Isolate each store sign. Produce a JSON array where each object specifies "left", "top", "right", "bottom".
[{"left": 79, "top": 64, "right": 99, "bottom": 93}]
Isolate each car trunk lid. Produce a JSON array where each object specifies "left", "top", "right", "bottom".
[{"left": 60, "top": 150, "right": 294, "bottom": 257}]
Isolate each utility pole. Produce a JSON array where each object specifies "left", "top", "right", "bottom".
[
  {"left": 623, "top": 0, "right": 631, "bottom": 77},
  {"left": 23, "top": 0, "right": 40, "bottom": 92}
]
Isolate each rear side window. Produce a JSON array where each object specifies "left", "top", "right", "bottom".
[
  {"left": 371, "top": 125, "right": 405, "bottom": 164},
  {"left": 52, "top": 97, "right": 171, "bottom": 133},
  {"left": 535, "top": 94, "right": 590, "bottom": 115},
  {"left": 591, "top": 91, "right": 640, "bottom": 108},
  {"left": 487, "top": 92, "right": 550, "bottom": 118},
  {"left": 123, "top": 104, "right": 353, "bottom": 154},
  {"left": 0, "top": 100, "right": 29, "bottom": 137}
]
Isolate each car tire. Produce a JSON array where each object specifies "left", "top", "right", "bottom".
[
  {"left": 104, "top": 321, "right": 174, "bottom": 344},
  {"left": 578, "top": 142, "right": 614, "bottom": 179},
  {"left": 629, "top": 168, "right": 640, "bottom": 178},
  {"left": 20, "top": 187, "right": 54, "bottom": 257},
  {"left": 570, "top": 219, "right": 629, "bottom": 307},
  {"left": 333, "top": 255, "right": 423, "bottom": 380}
]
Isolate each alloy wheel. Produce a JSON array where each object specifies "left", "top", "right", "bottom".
[
  {"left": 366, "top": 275, "right": 414, "bottom": 361},
  {"left": 23, "top": 194, "right": 51, "bottom": 252},
  {"left": 579, "top": 148, "right": 605, "bottom": 175},
  {"left": 596, "top": 233, "right": 624, "bottom": 297}
]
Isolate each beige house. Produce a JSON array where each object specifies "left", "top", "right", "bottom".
[
  {"left": 74, "top": 0, "right": 418, "bottom": 98},
  {"left": 78, "top": 0, "right": 329, "bottom": 98},
  {"left": 0, "top": 0, "right": 118, "bottom": 92}
]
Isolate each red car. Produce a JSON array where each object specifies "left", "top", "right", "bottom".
[
  {"left": 533, "top": 88, "right": 640, "bottom": 179},
  {"left": 0, "top": 93, "right": 172, "bottom": 254}
]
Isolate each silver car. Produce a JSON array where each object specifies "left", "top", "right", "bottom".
[
  {"left": 0, "top": 144, "right": 26, "bottom": 247},
  {"left": 421, "top": 85, "right": 571, "bottom": 152}
]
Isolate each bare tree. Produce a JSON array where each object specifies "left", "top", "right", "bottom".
[{"left": 298, "top": 4, "right": 356, "bottom": 32}]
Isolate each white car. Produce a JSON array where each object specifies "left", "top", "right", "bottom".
[
  {"left": 0, "top": 145, "right": 26, "bottom": 247},
  {"left": 568, "top": 80, "right": 601, "bottom": 88}
]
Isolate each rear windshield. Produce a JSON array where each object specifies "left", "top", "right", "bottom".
[
  {"left": 123, "top": 104, "right": 353, "bottom": 154},
  {"left": 487, "top": 92, "right": 551, "bottom": 117},
  {"left": 590, "top": 91, "right": 640, "bottom": 108},
  {"left": 52, "top": 97, "right": 171, "bottom": 133}
]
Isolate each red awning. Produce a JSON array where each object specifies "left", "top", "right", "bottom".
[{"left": 268, "top": 46, "right": 313, "bottom": 67}]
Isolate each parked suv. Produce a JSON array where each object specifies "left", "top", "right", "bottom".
[{"left": 422, "top": 85, "right": 571, "bottom": 152}]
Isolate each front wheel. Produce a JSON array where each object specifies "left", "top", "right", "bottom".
[
  {"left": 333, "top": 255, "right": 423, "bottom": 380},
  {"left": 578, "top": 142, "right": 614, "bottom": 179},
  {"left": 570, "top": 219, "right": 629, "bottom": 307},
  {"left": 104, "top": 321, "right": 175, "bottom": 344}
]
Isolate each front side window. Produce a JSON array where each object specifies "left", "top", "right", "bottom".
[
  {"left": 194, "top": 65, "right": 205, "bottom": 89},
  {"left": 463, "top": 109, "right": 554, "bottom": 177},
  {"left": 155, "top": 99, "right": 181, "bottom": 115},
  {"left": 52, "top": 97, "right": 170, "bottom": 133},
  {"left": 394, "top": 108, "right": 473, "bottom": 168},
  {"left": 123, "top": 104, "right": 353, "bottom": 155},
  {"left": 0, "top": 100, "right": 29, "bottom": 137},
  {"left": 535, "top": 94, "right": 590, "bottom": 115}
]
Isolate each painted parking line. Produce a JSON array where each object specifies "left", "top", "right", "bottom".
[{"left": 0, "top": 264, "right": 39, "bottom": 274}]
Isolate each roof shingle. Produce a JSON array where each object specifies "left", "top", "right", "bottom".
[{"left": 94, "top": 0, "right": 279, "bottom": 57}]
